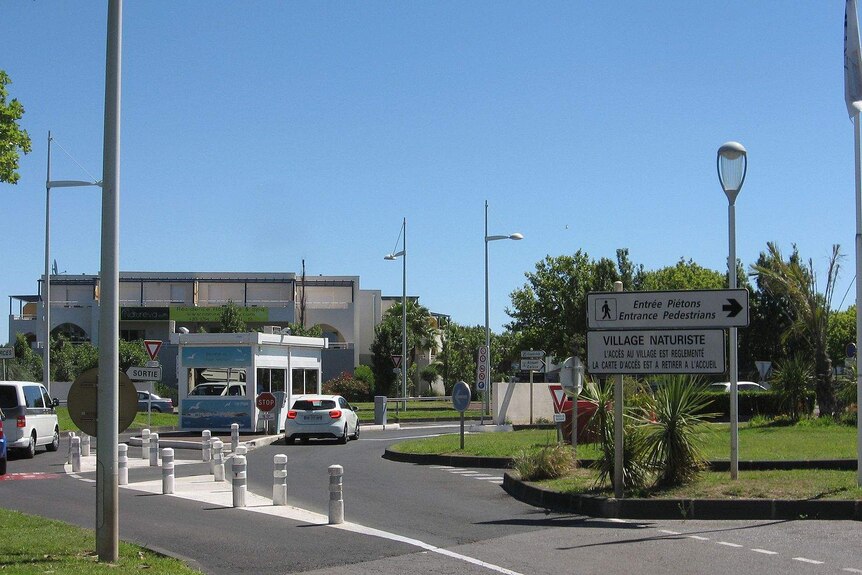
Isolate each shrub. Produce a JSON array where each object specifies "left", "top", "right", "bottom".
[
  {"left": 771, "top": 356, "right": 815, "bottom": 421},
  {"left": 353, "top": 365, "right": 375, "bottom": 388},
  {"left": 513, "top": 443, "right": 574, "bottom": 481},
  {"left": 322, "top": 372, "right": 373, "bottom": 402}
]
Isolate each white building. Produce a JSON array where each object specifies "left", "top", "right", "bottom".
[{"left": 7, "top": 271, "right": 418, "bottom": 386}]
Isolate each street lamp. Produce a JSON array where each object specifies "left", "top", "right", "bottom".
[
  {"left": 43, "top": 131, "right": 102, "bottom": 396},
  {"left": 484, "top": 200, "right": 523, "bottom": 421},
  {"left": 385, "top": 217, "right": 407, "bottom": 409},
  {"left": 717, "top": 141, "right": 747, "bottom": 480}
]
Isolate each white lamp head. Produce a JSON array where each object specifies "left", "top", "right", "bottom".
[{"left": 717, "top": 141, "right": 747, "bottom": 202}]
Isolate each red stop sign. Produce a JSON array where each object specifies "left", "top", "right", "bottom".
[{"left": 256, "top": 392, "right": 277, "bottom": 412}]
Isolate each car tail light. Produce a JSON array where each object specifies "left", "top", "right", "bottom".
[
  {"left": 329, "top": 409, "right": 342, "bottom": 419},
  {"left": 17, "top": 416, "right": 26, "bottom": 428},
  {"left": 287, "top": 410, "right": 297, "bottom": 419},
  {"left": 0, "top": 420, "right": 4, "bottom": 439}
]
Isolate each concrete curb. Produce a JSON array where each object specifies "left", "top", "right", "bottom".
[
  {"left": 502, "top": 471, "right": 862, "bottom": 521},
  {"left": 382, "top": 449, "right": 512, "bottom": 469}
]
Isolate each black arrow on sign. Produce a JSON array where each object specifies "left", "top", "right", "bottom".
[{"left": 722, "top": 298, "right": 742, "bottom": 318}]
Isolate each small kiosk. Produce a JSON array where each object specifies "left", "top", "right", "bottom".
[{"left": 171, "top": 331, "right": 327, "bottom": 433}]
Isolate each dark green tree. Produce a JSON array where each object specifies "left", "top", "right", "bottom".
[
  {"left": 370, "top": 300, "right": 437, "bottom": 396},
  {"left": 218, "top": 300, "right": 247, "bottom": 333},
  {"left": 0, "top": 70, "right": 32, "bottom": 184}
]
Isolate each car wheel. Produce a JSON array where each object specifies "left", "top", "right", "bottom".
[
  {"left": 352, "top": 421, "right": 360, "bottom": 440},
  {"left": 300, "top": 437, "right": 309, "bottom": 444},
  {"left": 285, "top": 436, "right": 295, "bottom": 445},
  {"left": 22, "top": 432, "right": 36, "bottom": 459},
  {"left": 338, "top": 424, "right": 348, "bottom": 444},
  {"left": 152, "top": 407, "right": 162, "bottom": 413},
  {"left": 0, "top": 456, "right": 6, "bottom": 476},
  {"left": 46, "top": 427, "right": 60, "bottom": 452}
]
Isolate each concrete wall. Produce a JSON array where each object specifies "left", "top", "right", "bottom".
[{"left": 492, "top": 381, "right": 557, "bottom": 425}]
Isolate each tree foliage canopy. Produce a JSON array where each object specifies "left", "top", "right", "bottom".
[{"left": 0, "top": 70, "right": 32, "bottom": 184}]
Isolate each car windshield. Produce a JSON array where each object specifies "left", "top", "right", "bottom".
[
  {"left": 190, "top": 384, "right": 226, "bottom": 396},
  {"left": 293, "top": 399, "right": 336, "bottom": 411}
]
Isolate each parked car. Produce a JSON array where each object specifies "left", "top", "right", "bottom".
[
  {"left": 285, "top": 394, "right": 359, "bottom": 444},
  {"left": 137, "top": 391, "right": 174, "bottom": 413},
  {"left": 0, "top": 411, "right": 7, "bottom": 476},
  {"left": 0, "top": 381, "right": 60, "bottom": 458},
  {"left": 708, "top": 381, "right": 768, "bottom": 393},
  {"left": 188, "top": 383, "right": 246, "bottom": 397}
]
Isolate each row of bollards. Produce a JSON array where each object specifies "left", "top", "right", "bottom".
[{"left": 67, "top": 428, "right": 345, "bottom": 524}]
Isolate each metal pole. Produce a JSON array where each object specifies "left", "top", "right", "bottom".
[
  {"left": 484, "top": 200, "right": 490, "bottom": 419},
  {"left": 43, "top": 131, "right": 52, "bottom": 397},
  {"left": 402, "top": 217, "right": 407, "bottom": 410},
  {"left": 729, "top": 198, "right": 739, "bottom": 480},
  {"left": 613, "top": 281, "right": 624, "bottom": 499},
  {"left": 96, "top": 0, "right": 122, "bottom": 562},
  {"left": 855, "top": 113, "right": 862, "bottom": 487}
]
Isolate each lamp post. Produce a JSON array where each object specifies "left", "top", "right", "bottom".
[
  {"left": 484, "top": 200, "right": 523, "bottom": 420},
  {"left": 717, "top": 141, "right": 747, "bottom": 480},
  {"left": 43, "top": 131, "right": 102, "bottom": 397},
  {"left": 385, "top": 217, "right": 407, "bottom": 409}
]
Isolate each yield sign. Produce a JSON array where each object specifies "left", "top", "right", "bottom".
[
  {"left": 548, "top": 384, "right": 572, "bottom": 414},
  {"left": 144, "top": 340, "right": 162, "bottom": 361},
  {"left": 391, "top": 355, "right": 403, "bottom": 368}
]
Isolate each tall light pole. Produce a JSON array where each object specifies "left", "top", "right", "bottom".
[
  {"left": 43, "top": 131, "right": 102, "bottom": 397},
  {"left": 484, "top": 200, "right": 523, "bottom": 420},
  {"left": 385, "top": 217, "right": 407, "bottom": 408},
  {"left": 717, "top": 141, "right": 747, "bottom": 480}
]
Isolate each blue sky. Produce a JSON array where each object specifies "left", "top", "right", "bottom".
[{"left": 0, "top": 2, "right": 857, "bottom": 345}]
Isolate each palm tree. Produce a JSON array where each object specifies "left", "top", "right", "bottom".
[{"left": 751, "top": 243, "right": 841, "bottom": 416}]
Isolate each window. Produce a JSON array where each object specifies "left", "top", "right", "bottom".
[
  {"left": 23, "top": 386, "right": 44, "bottom": 408},
  {"left": 40, "top": 387, "right": 52, "bottom": 408},
  {"left": 291, "top": 369, "right": 319, "bottom": 395},
  {"left": 256, "top": 368, "right": 286, "bottom": 394}
]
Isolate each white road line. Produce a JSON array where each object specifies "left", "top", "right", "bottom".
[
  {"left": 687, "top": 536, "right": 709, "bottom": 541},
  {"left": 607, "top": 518, "right": 630, "bottom": 524},
  {"left": 842, "top": 568, "right": 862, "bottom": 573},
  {"left": 470, "top": 475, "right": 503, "bottom": 480},
  {"left": 449, "top": 470, "right": 481, "bottom": 475},
  {"left": 487, "top": 480, "right": 504, "bottom": 485},
  {"left": 659, "top": 530, "right": 680, "bottom": 535},
  {"left": 751, "top": 549, "right": 778, "bottom": 555},
  {"left": 429, "top": 465, "right": 454, "bottom": 469},
  {"left": 794, "top": 558, "right": 824, "bottom": 565},
  {"left": 718, "top": 542, "right": 743, "bottom": 548}
]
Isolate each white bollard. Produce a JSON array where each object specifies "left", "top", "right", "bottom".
[
  {"left": 141, "top": 428, "right": 151, "bottom": 460},
  {"left": 232, "top": 454, "right": 247, "bottom": 508},
  {"left": 231, "top": 423, "right": 239, "bottom": 453},
  {"left": 67, "top": 431, "right": 76, "bottom": 464},
  {"left": 71, "top": 435, "right": 81, "bottom": 473},
  {"left": 328, "top": 465, "right": 344, "bottom": 524},
  {"left": 202, "top": 430, "right": 212, "bottom": 462},
  {"left": 235, "top": 445, "right": 247, "bottom": 456},
  {"left": 212, "top": 439, "right": 225, "bottom": 482},
  {"left": 149, "top": 432, "right": 160, "bottom": 467},
  {"left": 161, "top": 448, "right": 175, "bottom": 494},
  {"left": 273, "top": 454, "right": 288, "bottom": 506},
  {"left": 81, "top": 434, "right": 91, "bottom": 457},
  {"left": 118, "top": 443, "right": 128, "bottom": 486}
]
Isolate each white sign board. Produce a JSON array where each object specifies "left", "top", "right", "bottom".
[
  {"left": 126, "top": 366, "right": 162, "bottom": 381},
  {"left": 521, "top": 359, "right": 544, "bottom": 371},
  {"left": 587, "top": 329, "right": 726, "bottom": 374},
  {"left": 520, "top": 350, "right": 545, "bottom": 359},
  {"left": 587, "top": 289, "right": 748, "bottom": 329},
  {"left": 0, "top": 347, "right": 14, "bottom": 360}
]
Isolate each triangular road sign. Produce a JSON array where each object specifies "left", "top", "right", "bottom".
[
  {"left": 391, "top": 355, "right": 403, "bottom": 368},
  {"left": 548, "top": 384, "right": 571, "bottom": 413},
  {"left": 144, "top": 340, "right": 162, "bottom": 361}
]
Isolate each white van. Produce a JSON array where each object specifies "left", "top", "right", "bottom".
[{"left": 0, "top": 381, "right": 60, "bottom": 458}]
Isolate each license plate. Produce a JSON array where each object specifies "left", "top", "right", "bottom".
[{"left": 303, "top": 414, "right": 323, "bottom": 421}]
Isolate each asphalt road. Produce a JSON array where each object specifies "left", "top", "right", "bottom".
[{"left": 1, "top": 424, "right": 860, "bottom": 575}]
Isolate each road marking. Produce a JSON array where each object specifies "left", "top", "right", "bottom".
[
  {"left": 470, "top": 475, "right": 503, "bottom": 480},
  {"left": 687, "top": 535, "right": 709, "bottom": 541},
  {"left": 794, "top": 558, "right": 824, "bottom": 565},
  {"left": 718, "top": 542, "right": 742, "bottom": 548},
  {"left": 659, "top": 530, "right": 680, "bottom": 535},
  {"left": 751, "top": 549, "right": 778, "bottom": 555},
  {"left": 449, "top": 470, "right": 481, "bottom": 475},
  {"left": 842, "top": 568, "right": 862, "bottom": 573},
  {"left": 607, "top": 518, "right": 630, "bottom": 524},
  {"left": 429, "top": 465, "right": 454, "bottom": 469}
]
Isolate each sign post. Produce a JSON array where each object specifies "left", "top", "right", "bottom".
[
  {"left": 520, "top": 350, "right": 545, "bottom": 425},
  {"left": 452, "top": 381, "right": 471, "bottom": 449},
  {"left": 476, "top": 345, "right": 489, "bottom": 424},
  {"left": 256, "top": 392, "right": 277, "bottom": 434},
  {"left": 0, "top": 346, "right": 13, "bottom": 380}
]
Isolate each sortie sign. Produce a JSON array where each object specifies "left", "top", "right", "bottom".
[{"left": 587, "top": 329, "right": 726, "bottom": 375}]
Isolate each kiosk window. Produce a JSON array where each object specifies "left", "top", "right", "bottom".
[
  {"left": 256, "top": 368, "right": 285, "bottom": 394},
  {"left": 291, "top": 369, "right": 319, "bottom": 395}
]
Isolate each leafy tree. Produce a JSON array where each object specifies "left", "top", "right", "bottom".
[
  {"left": 5, "top": 333, "right": 41, "bottom": 381},
  {"left": 118, "top": 339, "right": 150, "bottom": 372},
  {"left": 0, "top": 70, "right": 32, "bottom": 184},
  {"left": 280, "top": 322, "right": 323, "bottom": 337},
  {"left": 438, "top": 322, "right": 485, "bottom": 394},
  {"left": 370, "top": 300, "right": 437, "bottom": 396},
  {"left": 218, "top": 300, "right": 247, "bottom": 333},
  {"left": 750, "top": 243, "right": 842, "bottom": 416},
  {"left": 51, "top": 337, "right": 98, "bottom": 382},
  {"left": 827, "top": 306, "right": 856, "bottom": 366},
  {"left": 637, "top": 258, "right": 725, "bottom": 291}
]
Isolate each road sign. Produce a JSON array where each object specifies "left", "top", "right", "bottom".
[
  {"left": 256, "top": 392, "right": 277, "bottom": 412},
  {"left": 587, "top": 329, "right": 726, "bottom": 374},
  {"left": 755, "top": 361, "right": 772, "bottom": 383},
  {"left": 0, "top": 347, "right": 14, "bottom": 360},
  {"left": 144, "top": 340, "right": 162, "bottom": 361},
  {"left": 126, "top": 366, "right": 162, "bottom": 381},
  {"left": 476, "top": 345, "right": 489, "bottom": 391},
  {"left": 548, "top": 384, "right": 572, "bottom": 413},
  {"left": 67, "top": 368, "right": 137, "bottom": 437},
  {"left": 520, "top": 350, "right": 545, "bottom": 359},
  {"left": 553, "top": 413, "right": 566, "bottom": 423},
  {"left": 451, "top": 381, "right": 471, "bottom": 412},
  {"left": 560, "top": 356, "right": 584, "bottom": 397},
  {"left": 587, "top": 289, "right": 749, "bottom": 330},
  {"left": 391, "top": 355, "right": 403, "bottom": 368},
  {"left": 521, "top": 358, "right": 545, "bottom": 371}
]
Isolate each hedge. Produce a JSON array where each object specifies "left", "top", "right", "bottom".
[{"left": 701, "top": 390, "right": 816, "bottom": 419}]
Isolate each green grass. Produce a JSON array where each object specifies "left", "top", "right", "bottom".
[
  {"left": 353, "top": 400, "right": 483, "bottom": 423},
  {"left": 0, "top": 508, "right": 202, "bottom": 573},
  {"left": 539, "top": 468, "right": 862, "bottom": 500},
  {"left": 390, "top": 422, "right": 858, "bottom": 461},
  {"left": 57, "top": 407, "right": 179, "bottom": 433}
]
